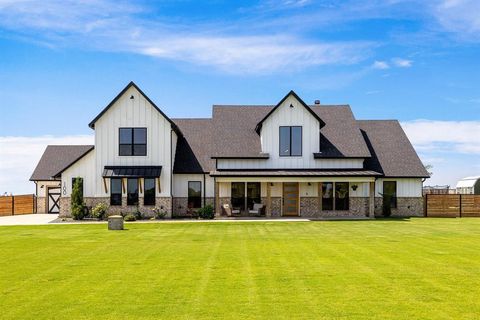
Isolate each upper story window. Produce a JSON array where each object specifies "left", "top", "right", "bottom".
[
  {"left": 279, "top": 126, "right": 302, "bottom": 156},
  {"left": 119, "top": 128, "right": 147, "bottom": 156}
]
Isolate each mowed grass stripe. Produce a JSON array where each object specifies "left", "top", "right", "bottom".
[{"left": 1, "top": 219, "right": 480, "bottom": 319}]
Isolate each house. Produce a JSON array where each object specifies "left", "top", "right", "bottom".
[
  {"left": 30, "top": 82, "right": 429, "bottom": 218},
  {"left": 455, "top": 176, "right": 480, "bottom": 195}
]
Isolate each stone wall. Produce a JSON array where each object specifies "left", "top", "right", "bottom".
[
  {"left": 260, "top": 197, "right": 282, "bottom": 217},
  {"left": 299, "top": 197, "right": 369, "bottom": 218},
  {"left": 374, "top": 197, "right": 424, "bottom": 217},
  {"left": 36, "top": 197, "right": 46, "bottom": 213},
  {"left": 60, "top": 197, "right": 172, "bottom": 218}
]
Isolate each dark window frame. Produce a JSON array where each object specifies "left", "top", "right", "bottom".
[
  {"left": 127, "top": 178, "right": 139, "bottom": 206},
  {"left": 188, "top": 181, "right": 202, "bottom": 209},
  {"left": 279, "top": 126, "right": 302, "bottom": 157},
  {"left": 334, "top": 182, "right": 350, "bottom": 211},
  {"left": 143, "top": 178, "right": 156, "bottom": 206},
  {"left": 383, "top": 181, "right": 397, "bottom": 209},
  {"left": 119, "top": 127, "right": 147, "bottom": 156},
  {"left": 110, "top": 178, "right": 122, "bottom": 206}
]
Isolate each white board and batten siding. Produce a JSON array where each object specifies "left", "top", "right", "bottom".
[
  {"left": 375, "top": 178, "right": 423, "bottom": 197},
  {"left": 172, "top": 174, "right": 215, "bottom": 198},
  {"left": 61, "top": 149, "right": 96, "bottom": 197},
  {"left": 94, "top": 86, "right": 176, "bottom": 197}
]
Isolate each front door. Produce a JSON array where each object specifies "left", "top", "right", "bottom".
[
  {"left": 283, "top": 182, "right": 299, "bottom": 216},
  {"left": 48, "top": 187, "right": 61, "bottom": 213}
]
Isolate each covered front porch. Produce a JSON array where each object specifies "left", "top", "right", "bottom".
[{"left": 212, "top": 172, "right": 379, "bottom": 218}]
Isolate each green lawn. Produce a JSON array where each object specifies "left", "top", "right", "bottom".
[{"left": 1, "top": 219, "right": 480, "bottom": 319}]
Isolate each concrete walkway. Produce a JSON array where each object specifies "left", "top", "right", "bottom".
[{"left": 0, "top": 214, "right": 59, "bottom": 226}]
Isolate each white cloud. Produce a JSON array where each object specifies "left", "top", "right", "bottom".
[
  {"left": 392, "top": 57, "right": 412, "bottom": 67},
  {"left": 0, "top": 135, "right": 94, "bottom": 195},
  {"left": 372, "top": 60, "right": 390, "bottom": 69},
  {"left": 0, "top": 0, "right": 371, "bottom": 74},
  {"left": 432, "top": 0, "right": 480, "bottom": 37},
  {"left": 401, "top": 120, "right": 480, "bottom": 154}
]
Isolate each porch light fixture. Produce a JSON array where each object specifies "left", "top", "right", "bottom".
[
  {"left": 289, "top": 103, "right": 294, "bottom": 108},
  {"left": 270, "top": 183, "right": 274, "bottom": 186},
  {"left": 130, "top": 95, "right": 134, "bottom": 99},
  {"left": 351, "top": 184, "right": 358, "bottom": 191},
  {"left": 308, "top": 182, "right": 311, "bottom": 186}
]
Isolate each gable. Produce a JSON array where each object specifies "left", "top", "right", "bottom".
[
  {"left": 88, "top": 81, "right": 181, "bottom": 135},
  {"left": 255, "top": 90, "right": 325, "bottom": 134}
]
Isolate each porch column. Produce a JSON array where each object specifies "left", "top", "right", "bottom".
[
  {"left": 318, "top": 182, "right": 323, "bottom": 212},
  {"left": 215, "top": 181, "right": 220, "bottom": 217},
  {"left": 369, "top": 181, "right": 375, "bottom": 219},
  {"left": 266, "top": 183, "right": 272, "bottom": 217}
]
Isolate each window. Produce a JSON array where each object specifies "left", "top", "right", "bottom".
[
  {"left": 110, "top": 178, "right": 122, "bottom": 206},
  {"left": 279, "top": 126, "right": 302, "bottom": 156},
  {"left": 188, "top": 181, "right": 202, "bottom": 209},
  {"left": 144, "top": 178, "right": 156, "bottom": 206},
  {"left": 383, "top": 181, "right": 397, "bottom": 208},
  {"left": 231, "top": 182, "right": 262, "bottom": 212},
  {"left": 247, "top": 182, "right": 261, "bottom": 210},
  {"left": 119, "top": 128, "right": 147, "bottom": 156},
  {"left": 335, "top": 182, "right": 349, "bottom": 210},
  {"left": 127, "top": 178, "right": 139, "bottom": 206},
  {"left": 322, "top": 182, "right": 334, "bottom": 210},
  {"left": 71, "top": 177, "right": 83, "bottom": 198},
  {"left": 231, "top": 182, "right": 246, "bottom": 212}
]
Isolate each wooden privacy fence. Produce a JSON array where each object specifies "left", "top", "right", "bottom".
[
  {"left": 0, "top": 194, "right": 36, "bottom": 216},
  {"left": 425, "top": 194, "right": 480, "bottom": 217}
]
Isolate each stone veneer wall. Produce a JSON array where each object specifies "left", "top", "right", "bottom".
[
  {"left": 60, "top": 197, "right": 172, "bottom": 218},
  {"left": 374, "top": 197, "right": 424, "bottom": 217},
  {"left": 172, "top": 197, "right": 214, "bottom": 217},
  {"left": 36, "top": 197, "right": 46, "bottom": 213},
  {"left": 299, "top": 197, "right": 369, "bottom": 218}
]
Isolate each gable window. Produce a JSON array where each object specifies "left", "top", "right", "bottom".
[
  {"left": 188, "top": 181, "right": 202, "bottom": 209},
  {"left": 110, "top": 178, "right": 122, "bottom": 206},
  {"left": 383, "top": 181, "right": 397, "bottom": 208},
  {"left": 127, "top": 178, "right": 139, "bottom": 206},
  {"left": 144, "top": 178, "right": 156, "bottom": 206},
  {"left": 279, "top": 126, "right": 302, "bottom": 156},
  {"left": 119, "top": 128, "right": 147, "bottom": 156},
  {"left": 71, "top": 177, "right": 83, "bottom": 198}
]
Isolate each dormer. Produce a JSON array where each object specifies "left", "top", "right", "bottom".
[{"left": 255, "top": 90, "right": 325, "bottom": 158}]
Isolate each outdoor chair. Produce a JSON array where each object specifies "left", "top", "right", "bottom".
[
  {"left": 223, "top": 204, "right": 240, "bottom": 217},
  {"left": 249, "top": 203, "right": 264, "bottom": 216}
]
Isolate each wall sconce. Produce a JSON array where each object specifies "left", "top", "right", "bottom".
[
  {"left": 308, "top": 182, "right": 311, "bottom": 186},
  {"left": 270, "top": 183, "right": 274, "bottom": 186},
  {"left": 351, "top": 184, "right": 358, "bottom": 191},
  {"left": 40, "top": 185, "right": 44, "bottom": 188}
]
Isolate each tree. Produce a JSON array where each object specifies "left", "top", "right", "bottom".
[
  {"left": 71, "top": 177, "right": 85, "bottom": 220},
  {"left": 424, "top": 164, "right": 433, "bottom": 177}
]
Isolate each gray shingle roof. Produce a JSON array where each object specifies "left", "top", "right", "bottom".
[
  {"left": 358, "top": 120, "right": 429, "bottom": 178},
  {"left": 30, "top": 145, "right": 94, "bottom": 181}
]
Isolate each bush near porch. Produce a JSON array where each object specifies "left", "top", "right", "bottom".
[{"left": 1, "top": 219, "right": 480, "bottom": 319}]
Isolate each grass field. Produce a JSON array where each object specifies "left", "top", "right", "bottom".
[{"left": 1, "top": 219, "right": 480, "bottom": 319}]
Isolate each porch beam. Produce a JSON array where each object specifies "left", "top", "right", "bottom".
[
  {"left": 266, "top": 182, "right": 272, "bottom": 217},
  {"left": 369, "top": 181, "right": 375, "bottom": 219},
  {"left": 215, "top": 181, "right": 220, "bottom": 216}
]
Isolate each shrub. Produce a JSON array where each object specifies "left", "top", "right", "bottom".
[
  {"left": 124, "top": 214, "right": 136, "bottom": 221},
  {"left": 71, "top": 178, "right": 85, "bottom": 220},
  {"left": 91, "top": 203, "right": 108, "bottom": 220},
  {"left": 153, "top": 206, "right": 167, "bottom": 219},
  {"left": 198, "top": 204, "right": 214, "bottom": 219},
  {"left": 134, "top": 206, "right": 143, "bottom": 220}
]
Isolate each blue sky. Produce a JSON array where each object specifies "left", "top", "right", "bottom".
[{"left": 0, "top": 0, "right": 479, "bottom": 194}]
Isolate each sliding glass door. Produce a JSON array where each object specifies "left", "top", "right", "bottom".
[{"left": 231, "top": 182, "right": 261, "bottom": 213}]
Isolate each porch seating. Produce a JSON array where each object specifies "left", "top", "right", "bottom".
[
  {"left": 222, "top": 204, "right": 240, "bottom": 217},
  {"left": 249, "top": 203, "right": 264, "bottom": 216}
]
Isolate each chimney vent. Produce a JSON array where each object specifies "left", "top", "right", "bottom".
[{"left": 314, "top": 100, "right": 320, "bottom": 105}]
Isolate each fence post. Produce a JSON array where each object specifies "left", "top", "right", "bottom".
[
  {"left": 425, "top": 194, "right": 428, "bottom": 217},
  {"left": 11, "top": 196, "right": 14, "bottom": 216}
]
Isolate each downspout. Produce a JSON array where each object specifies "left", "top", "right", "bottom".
[
  {"left": 170, "top": 129, "right": 173, "bottom": 217},
  {"left": 203, "top": 173, "right": 206, "bottom": 207}
]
